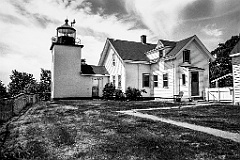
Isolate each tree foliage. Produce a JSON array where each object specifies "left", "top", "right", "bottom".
[
  {"left": 0, "top": 80, "right": 8, "bottom": 98},
  {"left": 210, "top": 35, "right": 240, "bottom": 87},
  {"left": 8, "top": 70, "right": 36, "bottom": 96},
  {"left": 38, "top": 69, "right": 51, "bottom": 100}
]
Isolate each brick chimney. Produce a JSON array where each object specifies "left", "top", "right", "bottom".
[{"left": 141, "top": 35, "right": 146, "bottom": 44}]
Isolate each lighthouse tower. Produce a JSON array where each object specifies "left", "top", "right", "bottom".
[{"left": 50, "top": 19, "right": 84, "bottom": 99}]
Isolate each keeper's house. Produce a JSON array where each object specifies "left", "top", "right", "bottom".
[{"left": 98, "top": 35, "right": 215, "bottom": 99}]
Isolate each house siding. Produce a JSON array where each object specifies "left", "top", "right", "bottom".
[
  {"left": 125, "top": 63, "right": 151, "bottom": 97},
  {"left": 232, "top": 55, "right": 240, "bottom": 104},
  {"left": 104, "top": 47, "right": 126, "bottom": 91},
  {"left": 175, "top": 40, "right": 209, "bottom": 98},
  {"left": 152, "top": 61, "right": 175, "bottom": 98}
]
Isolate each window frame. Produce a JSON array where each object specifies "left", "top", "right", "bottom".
[
  {"left": 163, "top": 73, "right": 168, "bottom": 88},
  {"left": 142, "top": 73, "right": 150, "bottom": 87},
  {"left": 118, "top": 75, "right": 121, "bottom": 89},
  {"left": 112, "top": 53, "right": 116, "bottom": 66},
  {"left": 154, "top": 75, "right": 158, "bottom": 87},
  {"left": 112, "top": 75, "right": 115, "bottom": 86},
  {"left": 183, "top": 49, "right": 190, "bottom": 63},
  {"left": 182, "top": 74, "right": 186, "bottom": 85}
]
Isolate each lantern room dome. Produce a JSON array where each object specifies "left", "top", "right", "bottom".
[
  {"left": 57, "top": 19, "right": 76, "bottom": 34},
  {"left": 56, "top": 19, "right": 76, "bottom": 45}
]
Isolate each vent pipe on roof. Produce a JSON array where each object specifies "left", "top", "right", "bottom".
[{"left": 141, "top": 35, "right": 146, "bottom": 44}]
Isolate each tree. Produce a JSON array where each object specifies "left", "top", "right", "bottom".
[
  {"left": 38, "top": 68, "right": 51, "bottom": 100},
  {"left": 8, "top": 70, "right": 36, "bottom": 96},
  {"left": 210, "top": 35, "right": 240, "bottom": 87},
  {"left": 0, "top": 80, "right": 8, "bottom": 98}
]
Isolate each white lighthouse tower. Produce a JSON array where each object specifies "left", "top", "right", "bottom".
[
  {"left": 50, "top": 19, "right": 85, "bottom": 99},
  {"left": 50, "top": 19, "right": 109, "bottom": 99}
]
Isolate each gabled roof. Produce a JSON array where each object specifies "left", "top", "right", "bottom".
[
  {"left": 108, "top": 38, "right": 156, "bottom": 61},
  {"left": 230, "top": 40, "right": 240, "bottom": 57},
  {"left": 99, "top": 35, "right": 213, "bottom": 65},
  {"left": 164, "top": 35, "right": 194, "bottom": 57},
  {"left": 81, "top": 65, "right": 109, "bottom": 75}
]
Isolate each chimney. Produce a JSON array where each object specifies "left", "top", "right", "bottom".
[{"left": 141, "top": 35, "right": 146, "bottom": 44}]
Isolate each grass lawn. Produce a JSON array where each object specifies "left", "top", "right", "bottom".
[
  {"left": 0, "top": 100, "right": 239, "bottom": 160},
  {"left": 142, "top": 104, "right": 240, "bottom": 133}
]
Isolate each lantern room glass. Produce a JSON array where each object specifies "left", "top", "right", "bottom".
[{"left": 56, "top": 19, "right": 76, "bottom": 45}]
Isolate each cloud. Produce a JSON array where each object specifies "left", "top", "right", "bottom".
[
  {"left": 201, "top": 24, "right": 223, "bottom": 37},
  {"left": 0, "top": 0, "right": 152, "bottom": 85},
  {"left": 124, "top": 0, "right": 198, "bottom": 39}
]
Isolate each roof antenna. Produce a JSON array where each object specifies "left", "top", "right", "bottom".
[{"left": 71, "top": 19, "right": 76, "bottom": 27}]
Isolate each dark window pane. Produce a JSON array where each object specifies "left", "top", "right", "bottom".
[
  {"left": 143, "top": 74, "right": 150, "bottom": 87},
  {"left": 183, "top": 50, "right": 190, "bottom": 63},
  {"left": 182, "top": 74, "right": 186, "bottom": 85}
]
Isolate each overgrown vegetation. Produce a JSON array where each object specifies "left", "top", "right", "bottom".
[{"left": 1, "top": 101, "right": 239, "bottom": 160}]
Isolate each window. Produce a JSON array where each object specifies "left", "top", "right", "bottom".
[
  {"left": 182, "top": 74, "right": 186, "bottom": 85},
  {"left": 163, "top": 73, "right": 168, "bottom": 88},
  {"left": 143, "top": 73, "right": 150, "bottom": 87},
  {"left": 112, "top": 54, "right": 116, "bottom": 66},
  {"left": 183, "top": 50, "right": 190, "bottom": 63},
  {"left": 154, "top": 75, "right": 158, "bottom": 87},
  {"left": 159, "top": 50, "right": 163, "bottom": 58},
  {"left": 118, "top": 75, "right": 121, "bottom": 88},
  {"left": 112, "top": 75, "right": 115, "bottom": 85}
]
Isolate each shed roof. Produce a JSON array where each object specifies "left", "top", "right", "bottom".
[{"left": 81, "top": 65, "right": 109, "bottom": 75}]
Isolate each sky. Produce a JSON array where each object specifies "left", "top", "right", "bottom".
[{"left": 0, "top": 0, "right": 240, "bottom": 85}]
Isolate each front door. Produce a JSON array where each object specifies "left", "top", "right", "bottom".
[{"left": 191, "top": 72, "right": 199, "bottom": 96}]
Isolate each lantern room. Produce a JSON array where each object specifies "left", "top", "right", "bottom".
[{"left": 56, "top": 19, "right": 76, "bottom": 45}]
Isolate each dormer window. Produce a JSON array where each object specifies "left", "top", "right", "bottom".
[{"left": 183, "top": 50, "right": 190, "bottom": 63}]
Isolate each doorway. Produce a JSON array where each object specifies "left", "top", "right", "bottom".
[
  {"left": 191, "top": 72, "right": 199, "bottom": 96},
  {"left": 92, "top": 79, "right": 99, "bottom": 97}
]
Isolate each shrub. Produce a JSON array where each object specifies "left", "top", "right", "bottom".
[
  {"left": 102, "top": 83, "right": 115, "bottom": 100},
  {"left": 115, "top": 89, "right": 125, "bottom": 100},
  {"left": 125, "top": 87, "right": 146, "bottom": 101}
]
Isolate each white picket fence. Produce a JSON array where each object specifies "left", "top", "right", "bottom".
[{"left": 205, "top": 87, "right": 233, "bottom": 102}]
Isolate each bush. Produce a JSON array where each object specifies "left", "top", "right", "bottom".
[
  {"left": 102, "top": 83, "right": 115, "bottom": 100},
  {"left": 125, "top": 87, "right": 146, "bottom": 101},
  {"left": 115, "top": 89, "right": 125, "bottom": 100}
]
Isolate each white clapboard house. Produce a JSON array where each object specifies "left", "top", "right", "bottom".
[{"left": 98, "top": 35, "right": 215, "bottom": 99}]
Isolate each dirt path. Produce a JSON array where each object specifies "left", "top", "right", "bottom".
[{"left": 117, "top": 110, "right": 240, "bottom": 143}]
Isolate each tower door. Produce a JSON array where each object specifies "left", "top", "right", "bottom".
[
  {"left": 191, "top": 72, "right": 199, "bottom": 96},
  {"left": 92, "top": 79, "right": 99, "bottom": 97}
]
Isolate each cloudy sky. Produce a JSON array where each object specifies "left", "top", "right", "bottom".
[{"left": 0, "top": 0, "right": 240, "bottom": 85}]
